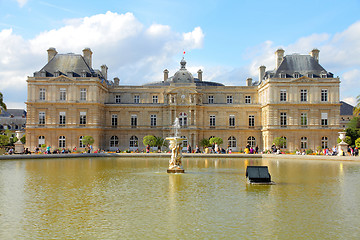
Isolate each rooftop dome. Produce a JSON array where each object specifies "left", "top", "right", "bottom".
[{"left": 172, "top": 57, "right": 194, "bottom": 83}]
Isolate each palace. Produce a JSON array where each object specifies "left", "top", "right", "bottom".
[{"left": 25, "top": 48, "right": 342, "bottom": 152}]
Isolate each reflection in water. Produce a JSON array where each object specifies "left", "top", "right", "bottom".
[{"left": 0, "top": 157, "right": 359, "bottom": 239}]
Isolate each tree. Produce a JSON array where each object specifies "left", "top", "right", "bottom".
[
  {"left": 199, "top": 138, "right": 211, "bottom": 148},
  {"left": 82, "top": 136, "right": 94, "bottom": 146},
  {"left": 273, "top": 137, "right": 286, "bottom": 148},
  {"left": 0, "top": 134, "right": 10, "bottom": 147},
  {"left": 143, "top": 135, "right": 157, "bottom": 147},
  {"left": 0, "top": 92, "right": 6, "bottom": 114},
  {"left": 209, "top": 137, "right": 223, "bottom": 146},
  {"left": 353, "top": 95, "right": 360, "bottom": 116},
  {"left": 337, "top": 136, "right": 352, "bottom": 145},
  {"left": 154, "top": 136, "right": 166, "bottom": 150},
  {"left": 355, "top": 137, "right": 360, "bottom": 148},
  {"left": 20, "top": 134, "right": 26, "bottom": 144}
]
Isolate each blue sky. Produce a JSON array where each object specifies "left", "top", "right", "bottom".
[{"left": 1, "top": 0, "right": 360, "bottom": 108}]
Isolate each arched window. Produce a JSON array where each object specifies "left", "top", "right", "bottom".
[
  {"left": 247, "top": 136, "right": 256, "bottom": 148},
  {"left": 181, "top": 136, "right": 187, "bottom": 147},
  {"left": 281, "top": 136, "right": 287, "bottom": 148},
  {"left": 110, "top": 136, "right": 119, "bottom": 147},
  {"left": 129, "top": 136, "right": 138, "bottom": 147},
  {"left": 179, "top": 112, "right": 187, "bottom": 128},
  {"left": 59, "top": 136, "right": 66, "bottom": 148},
  {"left": 79, "top": 136, "right": 85, "bottom": 148},
  {"left": 228, "top": 136, "right": 236, "bottom": 147},
  {"left": 321, "top": 137, "right": 328, "bottom": 149},
  {"left": 301, "top": 137, "right": 307, "bottom": 149},
  {"left": 38, "top": 136, "right": 45, "bottom": 147}
]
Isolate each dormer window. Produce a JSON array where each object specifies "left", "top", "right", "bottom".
[
  {"left": 294, "top": 73, "right": 300, "bottom": 78},
  {"left": 81, "top": 70, "right": 87, "bottom": 77},
  {"left": 54, "top": 70, "right": 61, "bottom": 77},
  {"left": 67, "top": 72, "right": 73, "bottom": 77},
  {"left": 321, "top": 72, "right": 327, "bottom": 78},
  {"left": 280, "top": 73, "right": 286, "bottom": 78},
  {"left": 307, "top": 73, "right": 313, "bottom": 78},
  {"left": 40, "top": 70, "right": 46, "bottom": 77}
]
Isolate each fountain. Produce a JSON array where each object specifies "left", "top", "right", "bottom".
[{"left": 166, "top": 118, "right": 186, "bottom": 173}]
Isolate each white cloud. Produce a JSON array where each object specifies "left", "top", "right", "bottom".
[
  {"left": 342, "top": 97, "right": 356, "bottom": 106},
  {"left": 0, "top": 11, "right": 204, "bottom": 108},
  {"left": 16, "top": 0, "right": 28, "bottom": 7}
]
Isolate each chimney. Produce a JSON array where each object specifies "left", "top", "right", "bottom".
[
  {"left": 113, "top": 77, "right": 119, "bottom": 86},
  {"left": 310, "top": 48, "right": 320, "bottom": 62},
  {"left": 246, "top": 78, "right": 253, "bottom": 86},
  {"left": 197, "top": 69, "right": 203, "bottom": 81},
  {"left": 47, "top": 47, "right": 57, "bottom": 62},
  {"left": 259, "top": 65, "right": 266, "bottom": 82},
  {"left": 275, "top": 48, "right": 285, "bottom": 69},
  {"left": 163, "top": 69, "right": 169, "bottom": 81},
  {"left": 82, "top": 48, "right": 93, "bottom": 67},
  {"left": 101, "top": 64, "right": 108, "bottom": 80}
]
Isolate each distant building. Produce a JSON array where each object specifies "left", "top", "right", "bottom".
[
  {"left": 340, "top": 101, "right": 355, "bottom": 129},
  {"left": 0, "top": 108, "right": 26, "bottom": 141},
  {"left": 25, "top": 48, "right": 342, "bottom": 152}
]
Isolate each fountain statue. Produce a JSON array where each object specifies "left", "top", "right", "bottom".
[{"left": 166, "top": 118, "right": 186, "bottom": 173}]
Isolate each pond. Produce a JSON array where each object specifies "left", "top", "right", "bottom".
[{"left": 0, "top": 157, "right": 359, "bottom": 239}]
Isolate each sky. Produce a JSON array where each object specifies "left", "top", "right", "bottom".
[{"left": 1, "top": 0, "right": 360, "bottom": 109}]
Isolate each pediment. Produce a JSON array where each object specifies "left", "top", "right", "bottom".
[
  {"left": 290, "top": 76, "right": 316, "bottom": 83},
  {"left": 50, "top": 75, "right": 75, "bottom": 82}
]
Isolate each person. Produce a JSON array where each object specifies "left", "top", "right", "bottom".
[
  {"left": 8, "top": 148, "right": 14, "bottom": 155},
  {"left": 354, "top": 147, "right": 359, "bottom": 156},
  {"left": 187, "top": 144, "right": 192, "bottom": 153},
  {"left": 146, "top": 144, "right": 150, "bottom": 153},
  {"left": 255, "top": 145, "right": 259, "bottom": 154},
  {"left": 25, "top": 148, "right": 31, "bottom": 154},
  {"left": 215, "top": 142, "right": 219, "bottom": 154},
  {"left": 244, "top": 147, "right": 250, "bottom": 154},
  {"left": 195, "top": 145, "right": 200, "bottom": 153}
]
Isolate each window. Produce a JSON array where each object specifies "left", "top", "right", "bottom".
[
  {"left": 152, "top": 95, "right": 158, "bottom": 103},
  {"left": 308, "top": 73, "right": 313, "bottom": 78},
  {"left": 131, "top": 115, "right": 137, "bottom": 128},
  {"left": 80, "top": 88, "right": 87, "bottom": 101},
  {"left": 39, "top": 112, "right": 45, "bottom": 124},
  {"left": 228, "top": 136, "right": 236, "bottom": 148},
  {"left": 247, "top": 136, "right": 256, "bottom": 148},
  {"left": 115, "top": 95, "right": 121, "bottom": 103},
  {"left": 208, "top": 95, "right": 214, "bottom": 104},
  {"left": 280, "top": 112, "right": 287, "bottom": 127},
  {"left": 229, "top": 115, "right": 235, "bottom": 127},
  {"left": 321, "top": 89, "right": 328, "bottom": 102},
  {"left": 321, "top": 137, "right": 328, "bottom": 149},
  {"left": 150, "top": 114, "right": 157, "bottom": 127},
  {"left": 245, "top": 95, "right": 251, "bottom": 104},
  {"left": 111, "top": 114, "right": 118, "bottom": 127},
  {"left": 321, "top": 73, "right": 327, "bottom": 78},
  {"left": 179, "top": 112, "right": 187, "bottom": 128},
  {"left": 300, "top": 89, "right": 307, "bottom": 102},
  {"left": 294, "top": 73, "right": 300, "bottom": 78},
  {"left": 301, "top": 137, "right": 307, "bottom": 149},
  {"left": 110, "top": 136, "right": 119, "bottom": 147},
  {"left": 280, "top": 136, "right": 287, "bottom": 148},
  {"left": 321, "top": 113, "right": 328, "bottom": 126},
  {"left": 130, "top": 136, "right": 138, "bottom": 148},
  {"left": 280, "top": 89, "right": 287, "bottom": 102},
  {"left": 60, "top": 88, "right": 66, "bottom": 101},
  {"left": 280, "top": 73, "right": 286, "bottom": 78},
  {"left": 300, "top": 113, "right": 307, "bottom": 126},
  {"left": 181, "top": 136, "right": 187, "bottom": 147},
  {"left": 38, "top": 136, "right": 45, "bottom": 147},
  {"left": 134, "top": 95, "right": 140, "bottom": 104},
  {"left": 80, "top": 112, "right": 86, "bottom": 125},
  {"left": 59, "top": 136, "right": 66, "bottom": 148},
  {"left": 39, "top": 88, "right": 46, "bottom": 101},
  {"left": 249, "top": 115, "right": 255, "bottom": 127},
  {"left": 59, "top": 112, "right": 66, "bottom": 125},
  {"left": 79, "top": 136, "right": 85, "bottom": 148},
  {"left": 210, "top": 115, "right": 216, "bottom": 127},
  {"left": 227, "top": 95, "right": 233, "bottom": 104}
]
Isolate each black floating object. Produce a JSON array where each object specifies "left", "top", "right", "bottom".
[{"left": 246, "top": 166, "right": 274, "bottom": 184}]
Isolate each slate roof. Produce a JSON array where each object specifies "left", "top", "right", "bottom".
[
  {"left": 0, "top": 109, "right": 26, "bottom": 118},
  {"left": 33, "top": 53, "right": 105, "bottom": 79},
  {"left": 340, "top": 101, "right": 354, "bottom": 116},
  {"left": 264, "top": 54, "right": 334, "bottom": 79}
]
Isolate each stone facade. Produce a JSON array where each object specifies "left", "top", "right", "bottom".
[{"left": 25, "top": 48, "right": 342, "bottom": 152}]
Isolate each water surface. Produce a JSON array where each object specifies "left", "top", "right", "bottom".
[{"left": 0, "top": 157, "right": 359, "bottom": 239}]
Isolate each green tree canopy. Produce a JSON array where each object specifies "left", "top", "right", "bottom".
[
  {"left": 82, "top": 136, "right": 94, "bottom": 146},
  {"left": 143, "top": 135, "right": 157, "bottom": 147},
  {"left": 355, "top": 137, "right": 360, "bottom": 148},
  {"left": 199, "top": 138, "right": 210, "bottom": 148},
  {"left": 0, "top": 134, "right": 10, "bottom": 147},
  {"left": 353, "top": 95, "right": 360, "bottom": 116},
  {"left": 337, "top": 136, "right": 352, "bottom": 145},
  {"left": 20, "top": 134, "right": 26, "bottom": 144},
  {"left": 209, "top": 137, "right": 223, "bottom": 146},
  {"left": 273, "top": 137, "right": 286, "bottom": 148},
  {"left": 154, "top": 136, "right": 166, "bottom": 149},
  {"left": 0, "top": 92, "right": 7, "bottom": 114}
]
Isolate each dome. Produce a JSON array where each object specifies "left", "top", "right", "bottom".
[{"left": 172, "top": 57, "right": 194, "bottom": 83}]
